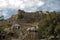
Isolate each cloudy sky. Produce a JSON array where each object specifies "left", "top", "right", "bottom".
[{"left": 0, "top": 0, "right": 60, "bottom": 19}]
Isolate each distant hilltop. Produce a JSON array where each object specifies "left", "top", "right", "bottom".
[{"left": 7, "top": 9, "right": 57, "bottom": 24}]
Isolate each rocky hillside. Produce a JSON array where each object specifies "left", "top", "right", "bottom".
[
  {"left": 7, "top": 10, "right": 49, "bottom": 24},
  {"left": 1, "top": 10, "right": 60, "bottom": 40},
  {"left": 7, "top": 10, "right": 51, "bottom": 31}
]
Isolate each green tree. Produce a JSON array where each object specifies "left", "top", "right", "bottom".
[{"left": 18, "top": 13, "right": 24, "bottom": 19}]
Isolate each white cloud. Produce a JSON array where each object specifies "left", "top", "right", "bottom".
[
  {"left": 8, "top": 0, "right": 23, "bottom": 9},
  {"left": 0, "top": 0, "right": 44, "bottom": 11},
  {"left": 2, "top": 11, "right": 8, "bottom": 17},
  {"left": 19, "top": 0, "right": 44, "bottom": 11},
  {"left": 42, "top": 0, "right": 60, "bottom": 11},
  {"left": 0, "top": 10, "right": 8, "bottom": 17},
  {"left": 0, "top": 10, "right": 8, "bottom": 19},
  {"left": 0, "top": 0, "right": 8, "bottom": 8}
]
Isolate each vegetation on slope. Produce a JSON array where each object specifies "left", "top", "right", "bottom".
[{"left": 38, "top": 11, "right": 60, "bottom": 39}]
